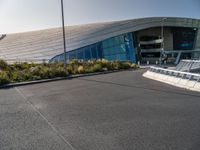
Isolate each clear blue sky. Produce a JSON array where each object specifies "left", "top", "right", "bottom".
[{"left": 0, "top": 0, "right": 199, "bottom": 34}]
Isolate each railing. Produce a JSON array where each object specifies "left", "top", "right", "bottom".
[
  {"left": 164, "top": 49, "right": 200, "bottom": 65},
  {"left": 148, "top": 66, "right": 200, "bottom": 83},
  {"left": 143, "top": 67, "right": 200, "bottom": 92},
  {"left": 140, "top": 49, "right": 200, "bottom": 65},
  {"left": 176, "top": 59, "right": 200, "bottom": 72},
  {"left": 143, "top": 66, "right": 200, "bottom": 91}
]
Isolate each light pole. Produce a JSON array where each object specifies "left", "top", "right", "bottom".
[
  {"left": 160, "top": 18, "right": 167, "bottom": 66},
  {"left": 61, "top": 0, "right": 67, "bottom": 73}
]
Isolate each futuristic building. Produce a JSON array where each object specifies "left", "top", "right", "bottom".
[{"left": 0, "top": 17, "right": 200, "bottom": 64}]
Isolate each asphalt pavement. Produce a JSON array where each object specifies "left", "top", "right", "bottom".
[{"left": 1, "top": 69, "right": 200, "bottom": 150}]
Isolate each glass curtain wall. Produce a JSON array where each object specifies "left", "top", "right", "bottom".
[
  {"left": 173, "top": 27, "right": 197, "bottom": 50},
  {"left": 50, "top": 32, "right": 137, "bottom": 63},
  {"left": 102, "top": 33, "right": 136, "bottom": 62}
]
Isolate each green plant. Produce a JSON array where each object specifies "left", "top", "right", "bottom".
[
  {"left": 32, "top": 75, "right": 42, "bottom": 80},
  {"left": 91, "top": 64, "right": 102, "bottom": 72},
  {"left": 67, "top": 65, "right": 73, "bottom": 74},
  {"left": 52, "top": 67, "right": 68, "bottom": 77},
  {"left": 11, "top": 71, "right": 27, "bottom": 82},
  {"left": 0, "top": 71, "right": 10, "bottom": 85},
  {"left": 131, "top": 63, "right": 138, "bottom": 69},
  {"left": 12, "top": 62, "right": 29, "bottom": 70},
  {"left": 77, "top": 66, "right": 85, "bottom": 74},
  {"left": 99, "top": 59, "right": 109, "bottom": 67},
  {"left": 69, "top": 59, "right": 79, "bottom": 66},
  {"left": 0, "top": 59, "right": 137, "bottom": 85},
  {"left": 120, "top": 62, "right": 132, "bottom": 69},
  {"left": 112, "top": 61, "right": 121, "bottom": 70},
  {"left": 0, "top": 59, "right": 8, "bottom": 70}
]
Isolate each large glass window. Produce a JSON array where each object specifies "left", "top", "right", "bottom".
[
  {"left": 96, "top": 43, "right": 103, "bottom": 59},
  {"left": 50, "top": 32, "right": 137, "bottom": 63},
  {"left": 173, "top": 27, "right": 197, "bottom": 50},
  {"left": 102, "top": 33, "right": 136, "bottom": 62},
  {"left": 84, "top": 47, "right": 91, "bottom": 60},
  {"left": 77, "top": 49, "right": 84, "bottom": 60},
  {"left": 91, "top": 45, "right": 98, "bottom": 59},
  {"left": 70, "top": 51, "right": 77, "bottom": 59}
]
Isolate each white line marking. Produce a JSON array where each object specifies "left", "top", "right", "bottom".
[{"left": 15, "top": 87, "right": 76, "bottom": 150}]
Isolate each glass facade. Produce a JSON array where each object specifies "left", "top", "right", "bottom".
[
  {"left": 173, "top": 27, "right": 197, "bottom": 50},
  {"left": 102, "top": 33, "right": 136, "bottom": 61},
  {"left": 50, "top": 32, "right": 137, "bottom": 63}
]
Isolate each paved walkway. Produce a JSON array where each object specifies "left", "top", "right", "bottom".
[{"left": 1, "top": 70, "right": 200, "bottom": 150}]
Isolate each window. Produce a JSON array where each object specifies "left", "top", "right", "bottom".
[
  {"left": 173, "top": 27, "right": 196, "bottom": 50},
  {"left": 102, "top": 32, "right": 136, "bottom": 62},
  {"left": 77, "top": 49, "right": 84, "bottom": 60},
  {"left": 49, "top": 32, "right": 137, "bottom": 63},
  {"left": 84, "top": 48, "right": 91, "bottom": 60},
  {"left": 96, "top": 43, "right": 103, "bottom": 59},
  {"left": 91, "top": 45, "right": 98, "bottom": 59},
  {"left": 69, "top": 51, "right": 77, "bottom": 60}
]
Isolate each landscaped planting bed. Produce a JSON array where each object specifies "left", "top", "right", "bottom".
[{"left": 0, "top": 59, "right": 138, "bottom": 85}]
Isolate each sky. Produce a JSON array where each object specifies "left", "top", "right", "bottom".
[{"left": 0, "top": 0, "right": 199, "bottom": 34}]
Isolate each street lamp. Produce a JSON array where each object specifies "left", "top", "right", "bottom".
[
  {"left": 61, "top": 0, "right": 67, "bottom": 73},
  {"left": 159, "top": 18, "right": 167, "bottom": 66}
]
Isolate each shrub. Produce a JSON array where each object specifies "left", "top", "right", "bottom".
[
  {"left": 0, "top": 59, "right": 138, "bottom": 84},
  {"left": 67, "top": 60, "right": 80, "bottom": 74},
  {"left": 11, "top": 71, "right": 27, "bottom": 82},
  {"left": 0, "top": 59, "right": 8, "bottom": 70},
  {"left": 99, "top": 59, "right": 113, "bottom": 70},
  {"left": 73, "top": 65, "right": 79, "bottom": 74},
  {"left": 67, "top": 65, "right": 73, "bottom": 74},
  {"left": 91, "top": 64, "right": 102, "bottom": 72},
  {"left": 39, "top": 67, "right": 51, "bottom": 78},
  {"left": 30, "top": 66, "right": 41, "bottom": 76},
  {"left": 69, "top": 59, "right": 79, "bottom": 66},
  {"left": 131, "top": 63, "right": 138, "bottom": 69},
  {"left": 0, "top": 71, "right": 10, "bottom": 85},
  {"left": 32, "top": 75, "right": 42, "bottom": 80},
  {"left": 29, "top": 66, "right": 49, "bottom": 79},
  {"left": 12, "top": 62, "right": 30, "bottom": 70},
  {"left": 54, "top": 62, "right": 64, "bottom": 68},
  {"left": 77, "top": 66, "right": 85, "bottom": 74},
  {"left": 120, "top": 62, "right": 132, "bottom": 69},
  {"left": 52, "top": 67, "right": 67, "bottom": 77},
  {"left": 112, "top": 61, "right": 121, "bottom": 70},
  {"left": 100, "top": 59, "right": 109, "bottom": 67}
]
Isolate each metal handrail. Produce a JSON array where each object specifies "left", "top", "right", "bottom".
[
  {"left": 164, "top": 49, "right": 200, "bottom": 54},
  {"left": 144, "top": 66, "right": 200, "bottom": 91},
  {"left": 149, "top": 66, "right": 200, "bottom": 79},
  {"left": 180, "top": 59, "right": 200, "bottom": 63},
  {"left": 176, "top": 59, "right": 200, "bottom": 72}
]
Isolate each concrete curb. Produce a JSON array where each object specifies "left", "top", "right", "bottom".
[
  {"left": 143, "top": 71, "right": 200, "bottom": 92},
  {"left": 0, "top": 69, "right": 135, "bottom": 89}
]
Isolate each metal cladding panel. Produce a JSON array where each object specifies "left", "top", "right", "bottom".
[{"left": 0, "top": 17, "right": 200, "bottom": 63}]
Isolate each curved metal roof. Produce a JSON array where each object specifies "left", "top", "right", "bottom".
[{"left": 0, "top": 17, "right": 200, "bottom": 63}]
